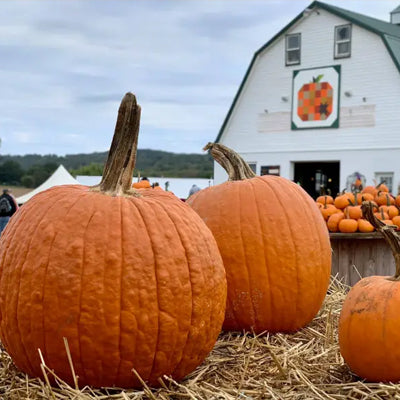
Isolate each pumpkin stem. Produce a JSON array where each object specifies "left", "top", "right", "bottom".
[
  {"left": 90, "top": 92, "right": 141, "bottom": 196},
  {"left": 361, "top": 201, "right": 400, "bottom": 280},
  {"left": 203, "top": 142, "right": 256, "bottom": 181}
]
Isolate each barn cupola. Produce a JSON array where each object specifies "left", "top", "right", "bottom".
[{"left": 390, "top": 5, "right": 400, "bottom": 25}]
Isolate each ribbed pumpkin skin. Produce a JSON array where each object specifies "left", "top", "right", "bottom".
[
  {"left": 187, "top": 175, "right": 331, "bottom": 333},
  {"left": 0, "top": 185, "right": 226, "bottom": 388},
  {"left": 339, "top": 276, "right": 400, "bottom": 382}
]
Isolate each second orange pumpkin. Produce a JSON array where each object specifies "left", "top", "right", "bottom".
[{"left": 187, "top": 143, "right": 332, "bottom": 333}]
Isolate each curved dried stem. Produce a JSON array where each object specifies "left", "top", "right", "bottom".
[
  {"left": 361, "top": 201, "right": 400, "bottom": 280},
  {"left": 204, "top": 142, "right": 256, "bottom": 181},
  {"left": 90, "top": 92, "right": 141, "bottom": 196}
]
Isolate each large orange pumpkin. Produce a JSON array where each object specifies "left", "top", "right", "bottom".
[
  {"left": 339, "top": 201, "right": 400, "bottom": 382},
  {"left": 0, "top": 94, "right": 227, "bottom": 389},
  {"left": 187, "top": 143, "right": 331, "bottom": 333}
]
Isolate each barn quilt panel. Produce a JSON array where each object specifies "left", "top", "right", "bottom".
[{"left": 291, "top": 65, "right": 341, "bottom": 130}]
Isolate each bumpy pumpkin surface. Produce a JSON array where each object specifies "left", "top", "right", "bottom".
[
  {"left": 339, "top": 202, "right": 400, "bottom": 382},
  {"left": 187, "top": 143, "right": 331, "bottom": 333},
  {"left": 0, "top": 94, "right": 226, "bottom": 389}
]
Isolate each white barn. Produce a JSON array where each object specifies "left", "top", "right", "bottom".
[{"left": 215, "top": 1, "right": 400, "bottom": 198}]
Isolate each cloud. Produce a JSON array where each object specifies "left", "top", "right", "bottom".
[{"left": 0, "top": 0, "right": 399, "bottom": 156}]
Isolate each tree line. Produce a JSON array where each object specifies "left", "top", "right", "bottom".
[{"left": 0, "top": 149, "right": 213, "bottom": 188}]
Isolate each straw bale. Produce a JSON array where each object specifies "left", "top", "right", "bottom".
[{"left": 1, "top": 276, "right": 400, "bottom": 399}]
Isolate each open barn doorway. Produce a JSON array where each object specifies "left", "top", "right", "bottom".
[{"left": 293, "top": 161, "right": 340, "bottom": 199}]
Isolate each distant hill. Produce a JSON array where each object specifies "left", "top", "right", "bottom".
[{"left": 0, "top": 149, "right": 214, "bottom": 180}]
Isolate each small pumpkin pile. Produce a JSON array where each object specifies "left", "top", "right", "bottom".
[{"left": 317, "top": 183, "right": 400, "bottom": 233}]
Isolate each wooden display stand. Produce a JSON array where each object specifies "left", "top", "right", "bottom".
[{"left": 330, "top": 232, "right": 396, "bottom": 286}]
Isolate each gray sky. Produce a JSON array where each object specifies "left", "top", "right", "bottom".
[{"left": 1, "top": 0, "right": 398, "bottom": 156}]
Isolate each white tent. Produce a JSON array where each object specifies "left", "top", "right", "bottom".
[{"left": 16, "top": 164, "right": 81, "bottom": 204}]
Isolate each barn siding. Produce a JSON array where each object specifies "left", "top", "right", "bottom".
[{"left": 216, "top": 7, "right": 400, "bottom": 190}]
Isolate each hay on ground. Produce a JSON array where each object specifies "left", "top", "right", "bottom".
[{"left": 1, "top": 276, "right": 399, "bottom": 399}]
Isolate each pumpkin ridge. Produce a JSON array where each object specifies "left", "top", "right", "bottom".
[
  {"left": 187, "top": 204, "right": 225, "bottom": 357},
  {"left": 172, "top": 207, "right": 225, "bottom": 377},
  {"left": 0, "top": 194, "right": 42, "bottom": 306},
  {"left": 261, "top": 176, "right": 300, "bottom": 331},
  {"left": 19, "top": 190, "right": 77, "bottom": 375},
  {"left": 0, "top": 201, "right": 42, "bottom": 373},
  {"left": 381, "top": 280, "right": 396, "bottom": 359},
  {"left": 249, "top": 177, "right": 277, "bottom": 330},
  {"left": 248, "top": 178, "right": 272, "bottom": 331},
  {"left": 7, "top": 189, "right": 72, "bottom": 371},
  {"left": 287, "top": 179, "right": 330, "bottom": 327},
  {"left": 285, "top": 178, "right": 326, "bottom": 326},
  {"left": 148, "top": 198, "right": 194, "bottom": 377},
  {"left": 130, "top": 199, "right": 161, "bottom": 382},
  {"left": 76, "top": 201, "right": 99, "bottom": 385},
  {"left": 210, "top": 186, "right": 241, "bottom": 330},
  {"left": 114, "top": 196, "right": 124, "bottom": 384},
  {"left": 118, "top": 197, "right": 157, "bottom": 382},
  {"left": 42, "top": 190, "right": 92, "bottom": 382},
  {"left": 153, "top": 198, "right": 224, "bottom": 379},
  {"left": 163, "top": 199, "right": 223, "bottom": 376},
  {"left": 237, "top": 181, "right": 258, "bottom": 330}
]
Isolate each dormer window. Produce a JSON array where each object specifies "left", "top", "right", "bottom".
[
  {"left": 285, "top": 33, "right": 301, "bottom": 65},
  {"left": 334, "top": 24, "right": 351, "bottom": 58}
]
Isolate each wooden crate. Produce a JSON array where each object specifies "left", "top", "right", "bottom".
[{"left": 330, "top": 232, "right": 395, "bottom": 286}]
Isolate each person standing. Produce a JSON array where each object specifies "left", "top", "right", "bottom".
[
  {"left": 0, "top": 189, "right": 18, "bottom": 234},
  {"left": 188, "top": 184, "right": 201, "bottom": 197}
]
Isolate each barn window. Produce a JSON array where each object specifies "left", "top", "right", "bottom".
[
  {"left": 247, "top": 162, "right": 257, "bottom": 174},
  {"left": 261, "top": 165, "right": 280, "bottom": 176},
  {"left": 375, "top": 172, "right": 394, "bottom": 193},
  {"left": 334, "top": 24, "right": 351, "bottom": 58},
  {"left": 285, "top": 33, "right": 301, "bottom": 65}
]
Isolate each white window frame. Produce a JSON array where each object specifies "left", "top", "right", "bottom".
[
  {"left": 247, "top": 162, "right": 257, "bottom": 174},
  {"left": 334, "top": 24, "right": 351, "bottom": 59},
  {"left": 375, "top": 172, "right": 394, "bottom": 193},
  {"left": 285, "top": 33, "right": 301, "bottom": 66}
]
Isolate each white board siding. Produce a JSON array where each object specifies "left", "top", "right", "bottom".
[
  {"left": 220, "top": 9, "right": 400, "bottom": 154},
  {"left": 217, "top": 7, "right": 400, "bottom": 190},
  {"left": 257, "top": 105, "right": 376, "bottom": 133}
]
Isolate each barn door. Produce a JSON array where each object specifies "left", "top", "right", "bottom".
[{"left": 293, "top": 161, "right": 340, "bottom": 199}]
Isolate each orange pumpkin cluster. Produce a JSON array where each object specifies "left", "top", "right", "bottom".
[{"left": 316, "top": 183, "right": 400, "bottom": 233}]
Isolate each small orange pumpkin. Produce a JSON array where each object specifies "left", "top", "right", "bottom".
[
  {"left": 327, "top": 212, "right": 344, "bottom": 232},
  {"left": 334, "top": 192, "right": 353, "bottom": 209},
  {"left": 320, "top": 203, "right": 338, "bottom": 221},
  {"left": 0, "top": 94, "right": 227, "bottom": 389},
  {"left": 132, "top": 178, "right": 151, "bottom": 189},
  {"left": 187, "top": 143, "right": 331, "bottom": 334},
  {"left": 338, "top": 218, "right": 358, "bottom": 233},
  {"left": 392, "top": 215, "right": 400, "bottom": 229},
  {"left": 359, "top": 193, "right": 374, "bottom": 203},
  {"left": 316, "top": 195, "right": 334, "bottom": 205},
  {"left": 357, "top": 218, "right": 374, "bottom": 233},
  {"left": 339, "top": 201, "right": 400, "bottom": 382}
]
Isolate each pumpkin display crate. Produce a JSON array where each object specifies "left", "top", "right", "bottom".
[{"left": 330, "top": 231, "right": 396, "bottom": 286}]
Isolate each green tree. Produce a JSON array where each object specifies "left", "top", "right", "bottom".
[
  {"left": 0, "top": 160, "right": 24, "bottom": 185},
  {"left": 70, "top": 163, "right": 104, "bottom": 176},
  {"left": 23, "top": 162, "right": 58, "bottom": 187},
  {"left": 21, "top": 175, "right": 35, "bottom": 188}
]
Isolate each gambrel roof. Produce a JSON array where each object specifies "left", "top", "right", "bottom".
[{"left": 215, "top": 1, "right": 400, "bottom": 143}]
